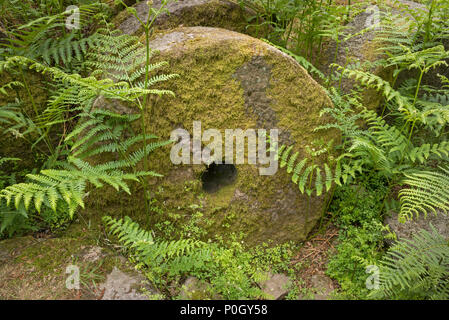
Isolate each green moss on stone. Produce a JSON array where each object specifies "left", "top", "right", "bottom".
[{"left": 86, "top": 27, "right": 337, "bottom": 246}]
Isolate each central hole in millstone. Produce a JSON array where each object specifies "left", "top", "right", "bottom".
[{"left": 201, "top": 163, "right": 237, "bottom": 193}]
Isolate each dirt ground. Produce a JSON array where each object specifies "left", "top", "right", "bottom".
[{"left": 291, "top": 222, "right": 340, "bottom": 300}]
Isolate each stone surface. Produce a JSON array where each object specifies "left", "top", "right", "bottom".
[
  {"left": 114, "top": 0, "right": 261, "bottom": 36},
  {"left": 0, "top": 235, "right": 92, "bottom": 299},
  {"left": 320, "top": 0, "right": 426, "bottom": 79},
  {"left": 385, "top": 210, "right": 449, "bottom": 242},
  {"left": 79, "top": 246, "right": 106, "bottom": 263},
  {"left": 319, "top": 5, "right": 380, "bottom": 93},
  {"left": 99, "top": 267, "right": 151, "bottom": 300},
  {"left": 89, "top": 27, "right": 337, "bottom": 245},
  {"left": 260, "top": 273, "right": 291, "bottom": 300},
  {"left": 308, "top": 274, "right": 335, "bottom": 300}
]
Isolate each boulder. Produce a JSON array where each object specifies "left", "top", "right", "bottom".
[
  {"left": 320, "top": 5, "right": 386, "bottom": 96},
  {"left": 99, "top": 267, "right": 158, "bottom": 300},
  {"left": 88, "top": 27, "right": 337, "bottom": 245},
  {"left": 318, "top": 0, "right": 426, "bottom": 110},
  {"left": 113, "top": 0, "right": 262, "bottom": 37},
  {"left": 78, "top": 246, "right": 106, "bottom": 263}
]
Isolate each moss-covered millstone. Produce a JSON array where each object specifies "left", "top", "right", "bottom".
[
  {"left": 113, "top": 0, "right": 263, "bottom": 37},
  {"left": 89, "top": 27, "right": 337, "bottom": 246},
  {"left": 0, "top": 71, "right": 50, "bottom": 173}
]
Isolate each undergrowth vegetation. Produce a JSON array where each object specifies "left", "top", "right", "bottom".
[
  {"left": 103, "top": 215, "right": 298, "bottom": 299},
  {"left": 245, "top": 0, "right": 449, "bottom": 299},
  {"left": 325, "top": 172, "right": 388, "bottom": 299}
]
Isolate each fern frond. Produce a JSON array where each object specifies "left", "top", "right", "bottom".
[
  {"left": 103, "top": 216, "right": 210, "bottom": 275},
  {"left": 408, "top": 141, "right": 449, "bottom": 164},
  {"left": 0, "top": 56, "right": 150, "bottom": 104},
  {"left": 2, "top": 2, "right": 104, "bottom": 65},
  {"left": 332, "top": 64, "right": 410, "bottom": 113},
  {"left": 85, "top": 30, "right": 178, "bottom": 91},
  {"left": 372, "top": 225, "right": 449, "bottom": 299},
  {"left": 276, "top": 142, "right": 357, "bottom": 196},
  {"left": 261, "top": 39, "right": 325, "bottom": 79},
  {"left": 0, "top": 123, "right": 167, "bottom": 219},
  {"left": 0, "top": 81, "right": 23, "bottom": 96}
]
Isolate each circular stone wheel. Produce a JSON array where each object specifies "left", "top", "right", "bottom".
[{"left": 91, "top": 27, "right": 338, "bottom": 245}]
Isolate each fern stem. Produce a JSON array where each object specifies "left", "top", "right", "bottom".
[
  {"left": 413, "top": 70, "right": 424, "bottom": 107},
  {"left": 407, "top": 70, "right": 424, "bottom": 141},
  {"left": 424, "top": 0, "right": 436, "bottom": 46},
  {"left": 140, "top": 27, "right": 151, "bottom": 223},
  {"left": 382, "top": 69, "right": 401, "bottom": 117},
  {"left": 338, "top": 51, "right": 350, "bottom": 91},
  {"left": 408, "top": 120, "right": 417, "bottom": 141},
  {"left": 327, "top": 40, "right": 339, "bottom": 89}
]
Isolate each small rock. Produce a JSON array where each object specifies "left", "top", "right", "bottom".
[
  {"left": 309, "top": 274, "right": 335, "bottom": 300},
  {"left": 179, "top": 277, "right": 218, "bottom": 300},
  {"left": 385, "top": 211, "right": 449, "bottom": 243},
  {"left": 260, "top": 273, "right": 291, "bottom": 300}
]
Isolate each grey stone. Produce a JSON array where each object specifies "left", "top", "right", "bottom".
[
  {"left": 385, "top": 210, "right": 449, "bottom": 243},
  {"left": 89, "top": 26, "right": 336, "bottom": 245},
  {"left": 79, "top": 246, "right": 106, "bottom": 263},
  {"left": 318, "top": 0, "right": 427, "bottom": 106},
  {"left": 309, "top": 274, "right": 335, "bottom": 300}
]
